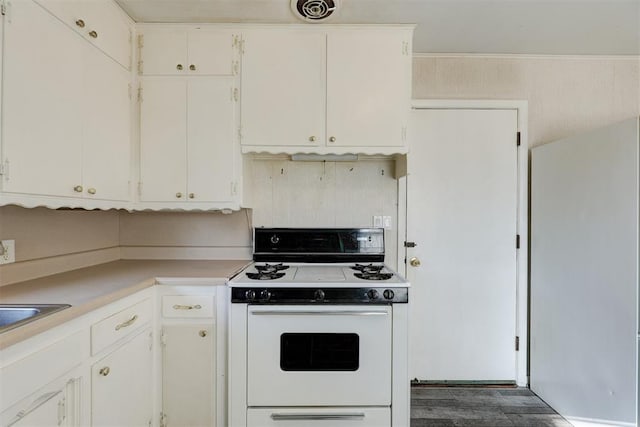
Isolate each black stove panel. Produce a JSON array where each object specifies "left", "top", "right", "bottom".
[{"left": 230, "top": 287, "right": 408, "bottom": 304}]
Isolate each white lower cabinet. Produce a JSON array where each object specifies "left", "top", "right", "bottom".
[
  {"left": 162, "top": 324, "right": 215, "bottom": 427},
  {"left": 246, "top": 407, "right": 390, "bottom": 426},
  {"left": 91, "top": 328, "right": 153, "bottom": 427},
  {"left": 159, "top": 290, "right": 222, "bottom": 427}
]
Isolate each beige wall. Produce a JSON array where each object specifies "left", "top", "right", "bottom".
[{"left": 413, "top": 55, "right": 640, "bottom": 147}]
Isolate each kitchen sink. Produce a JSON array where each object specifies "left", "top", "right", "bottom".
[{"left": 0, "top": 304, "right": 71, "bottom": 333}]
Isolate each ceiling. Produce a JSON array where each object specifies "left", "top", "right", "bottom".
[{"left": 115, "top": 0, "right": 640, "bottom": 55}]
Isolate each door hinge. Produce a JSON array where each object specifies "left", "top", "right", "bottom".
[
  {"left": 516, "top": 131, "right": 521, "bottom": 147},
  {"left": 404, "top": 241, "right": 417, "bottom": 248},
  {"left": 516, "top": 234, "right": 520, "bottom": 249},
  {"left": 515, "top": 336, "right": 520, "bottom": 351}
]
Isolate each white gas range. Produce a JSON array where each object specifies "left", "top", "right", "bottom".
[{"left": 228, "top": 228, "right": 410, "bottom": 427}]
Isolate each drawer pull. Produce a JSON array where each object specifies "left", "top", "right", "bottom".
[
  {"left": 270, "top": 412, "right": 365, "bottom": 421},
  {"left": 199, "top": 330, "right": 207, "bottom": 337},
  {"left": 114, "top": 314, "right": 138, "bottom": 331},
  {"left": 99, "top": 366, "right": 110, "bottom": 376},
  {"left": 172, "top": 304, "right": 202, "bottom": 310},
  {"left": 89, "top": 30, "right": 98, "bottom": 39},
  {"left": 75, "top": 19, "right": 85, "bottom": 28}
]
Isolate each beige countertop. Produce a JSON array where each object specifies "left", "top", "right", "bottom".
[{"left": 0, "top": 259, "right": 250, "bottom": 349}]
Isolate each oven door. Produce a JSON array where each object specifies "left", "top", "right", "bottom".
[{"left": 247, "top": 305, "right": 392, "bottom": 406}]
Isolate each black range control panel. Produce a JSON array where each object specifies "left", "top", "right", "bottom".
[{"left": 230, "top": 287, "right": 408, "bottom": 304}]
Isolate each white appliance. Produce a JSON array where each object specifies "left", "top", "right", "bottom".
[
  {"left": 531, "top": 117, "right": 639, "bottom": 426},
  {"left": 228, "top": 228, "right": 410, "bottom": 427}
]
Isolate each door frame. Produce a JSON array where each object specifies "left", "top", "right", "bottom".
[{"left": 400, "top": 99, "right": 529, "bottom": 387}]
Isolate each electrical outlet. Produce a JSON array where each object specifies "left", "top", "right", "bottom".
[
  {"left": 0, "top": 240, "right": 16, "bottom": 264},
  {"left": 383, "top": 216, "right": 393, "bottom": 230}
]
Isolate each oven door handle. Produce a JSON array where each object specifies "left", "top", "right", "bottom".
[
  {"left": 250, "top": 310, "right": 388, "bottom": 316},
  {"left": 270, "top": 412, "right": 366, "bottom": 421}
]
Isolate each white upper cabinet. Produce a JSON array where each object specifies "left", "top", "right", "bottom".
[
  {"left": 1, "top": 0, "right": 132, "bottom": 208},
  {"left": 326, "top": 29, "right": 412, "bottom": 148},
  {"left": 139, "top": 77, "right": 238, "bottom": 207},
  {"left": 34, "top": 0, "right": 132, "bottom": 70},
  {"left": 139, "top": 27, "right": 239, "bottom": 76},
  {"left": 240, "top": 29, "right": 326, "bottom": 148},
  {"left": 239, "top": 26, "right": 413, "bottom": 155}
]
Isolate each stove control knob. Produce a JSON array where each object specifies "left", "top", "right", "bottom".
[
  {"left": 383, "top": 289, "right": 395, "bottom": 300},
  {"left": 270, "top": 234, "right": 280, "bottom": 244},
  {"left": 245, "top": 290, "right": 256, "bottom": 301},
  {"left": 367, "top": 289, "right": 379, "bottom": 300},
  {"left": 260, "top": 289, "right": 272, "bottom": 301},
  {"left": 314, "top": 289, "right": 325, "bottom": 301}
]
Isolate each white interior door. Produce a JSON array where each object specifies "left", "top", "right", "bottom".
[{"left": 407, "top": 108, "right": 519, "bottom": 382}]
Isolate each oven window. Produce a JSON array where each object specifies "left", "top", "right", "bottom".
[{"left": 280, "top": 333, "right": 359, "bottom": 371}]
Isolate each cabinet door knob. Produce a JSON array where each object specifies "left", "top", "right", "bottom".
[
  {"left": 74, "top": 185, "right": 83, "bottom": 193},
  {"left": 188, "top": 193, "right": 195, "bottom": 199},
  {"left": 410, "top": 257, "right": 421, "bottom": 267},
  {"left": 88, "top": 30, "right": 98, "bottom": 39},
  {"left": 176, "top": 192, "right": 183, "bottom": 198},
  {"left": 99, "top": 367, "right": 110, "bottom": 376},
  {"left": 75, "top": 19, "right": 85, "bottom": 28},
  {"left": 87, "top": 188, "right": 96, "bottom": 195},
  {"left": 329, "top": 136, "right": 336, "bottom": 143},
  {"left": 309, "top": 136, "right": 316, "bottom": 142},
  {"left": 199, "top": 330, "right": 207, "bottom": 338},
  {"left": 189, "top": 64, "right": 196, "bottom": 71},
  {"left": 176, "top": 64, "right": 183, "bottom": 71}
]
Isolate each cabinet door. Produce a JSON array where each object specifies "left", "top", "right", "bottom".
[
  {"left": 326, "top": 30, "right": 410, "bottom": 147},
  {"left": 188, "top": 30, "right": 237, "bottom": 75},
  {"left": 81, "top": 0, "right": 132, "bottom": 70},
  {"left": 162, "top": 324, "right": 215, "bottom": 427},
  {"left": 140, "top": 78, "right": 188, "bottom": 201},
  {"left": 92, "top": 329, "right": 152, "bottom": 427},
  {"left": 82, "top": 45, "right": 131, "bottom": 201},
  {"left": 4, "top": 390, "right": 64, "bottom": 427},
  {"left": 1, "top": 0, "right": 83, "bottom": 197},
  {"left": 240, "top": 30, "right": 326, "bottom": 147},
  {"left": 187, "top": 78, "right": 236, "bottom": 202},
  {"left": 140, "top": 29, "right": 188, "bottom": 75}
]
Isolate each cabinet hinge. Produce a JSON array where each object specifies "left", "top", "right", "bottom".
[
  {"left": 516, "top": 234, "right": 520, "bottom": 249},
  {"left": 160, "top": 412, "right": 167, "bottom": 427},
  {"left": 137, "top": 34, "right": 144, "bottom": 49},
  {"left": 148, "top": 331, "right": 153, "bottom": 351},
  {"left": 160, "top": 329, "right": 167, "bottom": 347},
  {"left": 232, "top": 60, "right": 239, "bottom": 75},
  {"left": 402, "top": 40, "right": 410, "bottom": 56},
  {"left": 232, "top": 87, "right": 239, "bottom": 102},
  {"left": 231, "top": 181, "right": 238, "bottom": 196},
  {"left": 516, "top": 131, "right": 521, "bottom": 147},
  {"left": 404, "top": 241, "right": 417, "bottom": 248},
  {"left": 137, "top": 60, "right": 143, "bottom": 75},
  {"left": 137, "top": 87, "right": 143, "bottom": 103},
  {"left": 137, "top": 181, "right": 143, "bottom": 196},
  {"left": 240, "top": 38, "right": 245, "bottom": 55},
  {"left": 127, "top": 83, "right": 132, "bottom": 100},
  {"left": 1, "top": 3, "right": 5, "bottom": 16},
  {"left": 238, "top": 126, "right": 243, "bottom": 141},
  {"left": 402, "top": 126, "right": 407, "bottom": 142},
  {"left": 57, "top": 397, "right": 66, "bottom": 425},
  {"left": 0, "top": 160, "right": 9, "bottom": 181},
  {"left": 515, "top": 336, "right": 520, "bottom": 351}
]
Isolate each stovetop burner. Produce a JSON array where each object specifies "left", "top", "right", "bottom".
[
  {"left": 351, "top": 264, "right": 393, "bottom": 280},
  {"left": 354, "top": 272, "right": 394, "bottom": 281},
  {"left": 246, "top": 263, "right": 290, "bottom": 280}
]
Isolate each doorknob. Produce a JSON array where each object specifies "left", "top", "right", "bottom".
[{"left": 410, "top": 257, "right": 421, "bottom": 267}]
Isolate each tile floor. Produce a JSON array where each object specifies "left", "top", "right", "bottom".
[{"left": 411, "top": 386, "right": 573, "bottom": 426}]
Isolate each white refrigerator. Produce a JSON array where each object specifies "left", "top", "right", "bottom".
[{"left": 531, "top": 117, "right": 639, "bottom": 427}]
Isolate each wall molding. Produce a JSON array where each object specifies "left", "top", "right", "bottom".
[
  {"left": 0, "top": 247, "right": 121, "bottom": 287},
  {"left": 413, "top": 53, "right": 640, "bottom": 61}
]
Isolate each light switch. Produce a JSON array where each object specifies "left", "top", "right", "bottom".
[
  {"left": 372, "top": 216, "right": 383, "bottom": 228},
  {"left": 383, "top": 216, "right": 392, "bottom": 230}
]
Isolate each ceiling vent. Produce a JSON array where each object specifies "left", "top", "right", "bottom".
[{"left": 291, "top": 0, "right": 339, "bottom": 22}]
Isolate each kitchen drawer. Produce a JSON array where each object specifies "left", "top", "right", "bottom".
[
  {"left": 91, "top": 298, "right": 152, "bottom": 355},
  {"left": 247, "top": 407, "right": 390, "bottom": 426},
  {"left": 162, "top": 295, "right": 214, "bottom": 318}
]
